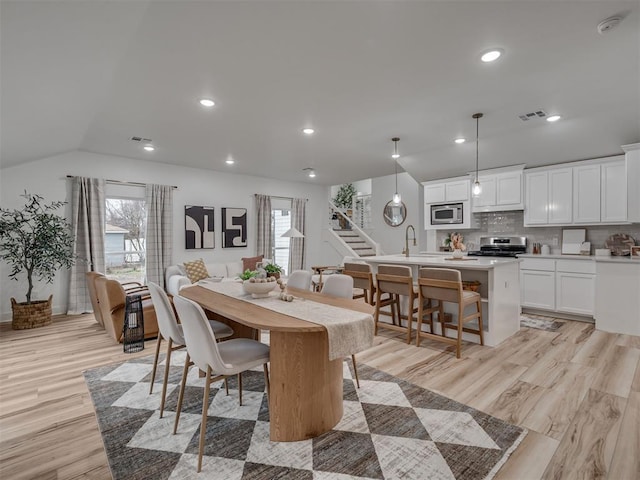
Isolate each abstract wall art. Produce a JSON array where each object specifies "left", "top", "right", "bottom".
[
  {"left": 185, "top": 205, "right": 215, "bottom": 249},
  {"left": 222, "top": 207, "right": 247, "bottom": 248}
]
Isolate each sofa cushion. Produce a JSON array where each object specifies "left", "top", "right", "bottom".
[
  {"left": 242, "top": 255, "right": 263, "bottom": 272},
  {"left": 183, "top": 259, "right": 209, "bottom": 283},
  {"left": 207, "top": 263, "right": 227, "bottom": 278},
  {"left": 226, "top": 261, "right": 244, "bottom": 278}
]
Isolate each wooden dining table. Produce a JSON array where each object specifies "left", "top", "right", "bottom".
[{"left": 179, "top": 284, "right": 374, "bottom": 442}]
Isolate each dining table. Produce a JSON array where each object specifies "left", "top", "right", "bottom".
[{"left": 178, "top": 282, "right": 374, "bottom": 442}]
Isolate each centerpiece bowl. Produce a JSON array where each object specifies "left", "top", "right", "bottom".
[{"left": 242, "top": 279, "right": 277, "bottom": 298}]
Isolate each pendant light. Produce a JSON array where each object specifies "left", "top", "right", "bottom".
[
  {"left": 472, "top": 113, "right": 483, "bottom": 196},
  {"left": 391, "top": 137, "right": 401, "bottom": 204}
]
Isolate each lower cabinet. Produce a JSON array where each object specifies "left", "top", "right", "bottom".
[{"left": 520, "top": 258, "right": 595, "bottom": 316}]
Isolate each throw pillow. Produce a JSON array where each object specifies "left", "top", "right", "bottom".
[
  {"left": 182, "top": 258, "right": 209, "bottom": 283},
  {"left": 242, "top": 255, "right": 263, "bottom": 272}
]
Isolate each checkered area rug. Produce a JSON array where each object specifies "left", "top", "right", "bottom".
[{"left": 84, "top": 352, "right": 526, "bottom": 480}]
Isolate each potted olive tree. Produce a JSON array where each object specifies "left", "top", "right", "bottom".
[{"left": 0, "top": 192, "right": 75, "bottom": 329}]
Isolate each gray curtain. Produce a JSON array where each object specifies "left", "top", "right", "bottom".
[
  {"left": 67, "top": 177, "right": 106, "bottom": 314},
  {"left": 289, "top": 197, "right": 306, "bottom": 271},
  {"left": 145, "top": 184, "right": 173, "bottom": 288},
  {"left": 255, "top": 194, "right": 273, "bottom": 258}
]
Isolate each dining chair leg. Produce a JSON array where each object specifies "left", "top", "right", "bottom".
[
  {"left": 238, "top": 372, "right": 243, "bottom": 406},
  {"left": 416, "top": 296, "right": 424, "bottom": 348},
  {"left": 351, "top": 355, "right": 360, "bottom": 388},
  {"left": 197, "top": 366, "right": 212, "bottom": 473},
  {"left": 456, "top": 305, "right": 463, "bottom": 359},
  {"left": 159, "top": 338, "right": 173, "bottom": 418},
  {"left": 406, "top": 306, "right": 413, "bottom": 345},
  {"left": 439, "top": 305, "right": 446, "bottom": 337},
  {"left": 374, "top": 290, "right": 381, "bottom": 336},
  {"left": 173, "top": 352, "right": 190, "bottom": 435},
  {"left": 263, "top": 363, "right": 270, "bottom": 405},
  {"left": 225, "top": 378, "right": 229, "bottom": 396},
  {"left": 149, "top": 335, "right": 163, "bottom": 394}
]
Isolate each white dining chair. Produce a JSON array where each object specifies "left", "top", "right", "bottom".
[
  {"left": 147, "top": 282, "right": 234, "bottom": 417},
  {"left": 320, "top": 274, "right": 361, "bottom": 388},
  {"left": 172, "top": 296, "right": 270, "bottom": 473},
  {"left": 286, "top": 270, "right": 312, "bottom": 290}
]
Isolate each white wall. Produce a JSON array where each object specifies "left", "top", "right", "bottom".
[
  {"left": 370, "top": 172, "right": 425, "bottom": 255},
  {"left": 0, "top": 151, "right": 332, "bottom": 320}
]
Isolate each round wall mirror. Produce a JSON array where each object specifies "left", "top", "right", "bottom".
[{"left": 383, "top": 201, "right": 407, "bottom": 227}]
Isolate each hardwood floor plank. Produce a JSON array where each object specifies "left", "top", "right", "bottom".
[
  {"left": 542, "top": 389, "right": 625, "bottom": 480},
  {"left": 607, "top": 391, "right": 640, "bottom": 480},
  {"left": 1, "top": 314, "right": 639, "bottom": 479},
  {"left": 590, "top": 345, "right": 640, "bottom": 398},
  {"left": 494, "top": 430, "right": 559, "bottom": 480}
]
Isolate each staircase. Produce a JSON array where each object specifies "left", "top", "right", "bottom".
[
  {"left": 325, "top": 201, "right": 382, "bottom": 259},
  {"left": 333, "top": 229, "right": 377, "bottom": 257}
]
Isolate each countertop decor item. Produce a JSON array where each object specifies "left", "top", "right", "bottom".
[
  {"left": 604, "top": 233, "right": 636, "bottom": 256},
  {"left": 595, "top": 248, "right": 612, "bottom": 257},
  {"left": 561, "top": 229, "right": 586, "bottom": 255}
]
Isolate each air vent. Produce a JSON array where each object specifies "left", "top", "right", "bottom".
[
  {"left": 130, "top": 136, "right": 152, "bottom": 142},
  {"left": 518, "top": 110, "right": 547, "bottom": 122}
]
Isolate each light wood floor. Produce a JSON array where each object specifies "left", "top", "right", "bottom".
[{"left": 1, "top": 314, "right": 638, "bottom": 479}]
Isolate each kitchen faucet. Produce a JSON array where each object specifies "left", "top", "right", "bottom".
[{"left": 404, "top": 224, "right": 416, "bottom": 257}]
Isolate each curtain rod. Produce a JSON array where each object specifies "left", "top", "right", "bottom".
[
  {"left": 254, "top": 194, "right": 308, "bottom": 201},
  {"left": 66, "top": 175, "right": 177, "bottom": 189}
]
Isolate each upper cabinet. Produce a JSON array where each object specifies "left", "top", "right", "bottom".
[
  {"left": 524, "top": 156, "right": 627, "bottom": 227},
  {"left": 425, "top": 179, "right": 468, "bottom": 204},
  {"left": 471, "top": 166, "right": 524, "bottom": 213}
]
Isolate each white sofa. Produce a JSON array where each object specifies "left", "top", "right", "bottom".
[{"left": 165, "top": 259, "right": 271, "bottom": 296}]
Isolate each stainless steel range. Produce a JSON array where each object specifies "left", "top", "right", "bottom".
[{"left": 467, "top": 236, "right": 527, "bottom": 257}]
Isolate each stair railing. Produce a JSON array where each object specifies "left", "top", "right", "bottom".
[{"left": 328, "top": 200, "right": 382, "bottom": 255}]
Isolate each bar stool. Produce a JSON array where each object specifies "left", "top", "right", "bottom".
[
  {"left": 343, "top": 262, "right": 375, "bottom": 305},
  {"left": 374, "top": 265, "right": 420, "bottom": 344},
  {"left": 415, "top": 268, "right": 484, "bottom": 358}
]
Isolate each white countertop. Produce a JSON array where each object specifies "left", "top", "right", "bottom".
[
  {"left": 361, "top": 254, "right": 520, "bottom": 270},
  {"left": 518, "top": 253, "right": 640, "bottom": 264}
]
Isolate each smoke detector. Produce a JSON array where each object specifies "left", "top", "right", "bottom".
[{"left": 597, "top": 16, "right": 623, "bottom": 34}]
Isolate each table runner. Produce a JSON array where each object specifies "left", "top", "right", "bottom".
[{"left": 195, "top": 280, "right": 374, "bottom": 360}]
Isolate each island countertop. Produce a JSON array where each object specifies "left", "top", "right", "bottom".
[{"left": 361, "top": 254, "right": 521, "bottom": 270}]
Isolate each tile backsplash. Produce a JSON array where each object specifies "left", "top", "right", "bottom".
[{"left": 435, "top": 211, "right": 640, "bottom": 254}]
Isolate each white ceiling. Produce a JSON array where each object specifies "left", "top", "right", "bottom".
[{"left": 1, "top": 1, "right": 639, "bottom": 186}]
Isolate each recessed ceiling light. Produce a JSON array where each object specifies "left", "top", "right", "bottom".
[
  {"left": 454, "top": 138, "right": 466, "bottom": 144},
  {"left": 303, "top": 167, "right": 316, "bottom": 178},
  {"left": 308, "top": 171, "right": 316, "bottom": 178},
  {"left": 302, "top": 128, "right": 315, "bottom": 135},
  {"left": 225, "top": 159, "right": 235, "bottom": 165},
  {"left": 546, "top": 115, "right": 561, "bottom": 122},
  {"left": 143, "top": 145, "right": 155, "bottom": 152},
  {"left": 480, "top": 49, "right": 503, "bottom": 63},
  {"left": 199, "top": 98, "right": 215, "bottom": 107}
]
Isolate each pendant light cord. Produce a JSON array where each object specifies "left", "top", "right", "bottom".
[
  {"left": 395, "top": 159, "right": 398, "bottom": 193},
  {"left": 475, "top": 115, "right": 479, "bottom": 181}
]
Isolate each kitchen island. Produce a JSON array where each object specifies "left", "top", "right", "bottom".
[{"left": 361, "top": 254, "right": 521, "bottom": 347}]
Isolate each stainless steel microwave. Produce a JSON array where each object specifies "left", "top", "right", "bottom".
[{"left": 431, "top": 203, "right": 463, "bottom": 225}]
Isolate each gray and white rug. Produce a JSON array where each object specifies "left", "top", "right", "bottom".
[
  {"left": 84, "top": 352, "right": 526, "bottom": 480},
  {"left": 520, "top": 314, "right": 565, "bottom": 332}
]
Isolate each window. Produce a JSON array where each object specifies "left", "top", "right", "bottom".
[
  {"left": 272, "top": 208, "right": 291, "bottom": 275},
  {"left": 105, "top": 197, "right": 146, "bottom": 284}
]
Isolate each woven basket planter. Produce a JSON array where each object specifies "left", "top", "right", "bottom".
[{"left": 11, "top": 295, "right": 53, "bottom": 330}]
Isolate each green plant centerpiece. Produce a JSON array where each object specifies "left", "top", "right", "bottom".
[
  {"left": 263, "top": 262, "right": 283, "bottom": 279},
  {"left": 239, "top": 269, "right": 258, "bottom": 281},
  {"left": 0, "top": 192, "right": 75, "bottom": 329}
]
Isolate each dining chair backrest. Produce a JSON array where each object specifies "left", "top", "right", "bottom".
[
  {"left": 418, "top": 268, "right": 462, "bottom": 303},
  {"left": 343, "top": 262, "right": 373, "bottom": 291},
  {"left": 148, "top": 282, "right": 185, "bottom": 345},
  {"left": 287, "top": 270, "right": 312, "bottom": 290},
  {"left": 173, "top": 296, "right": 227, "bottom": 374},
  {"left": 376, "top": 265, "right": 413, "bottom": 296},
  {"left": 321, "top": 274, "right": 354, "bottom": 299}
]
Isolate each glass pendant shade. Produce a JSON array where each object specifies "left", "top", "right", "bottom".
[
  {"left": 472, "top": 179, "right": 482, "bottom": 196},
  {"left": 393, "top": 192, "right": 402, "bottom": 204}
]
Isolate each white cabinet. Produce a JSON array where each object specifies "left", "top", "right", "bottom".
[
  {"left": 520, "top": 257, "right": 595, "bottom": 317},
  {"left": 424, "top": 179, "right": 469, "bottom": 204},
  {"left": 524, "top": 168, "right": 571, "bottom": 225},
  {"left": 525, "top": 157, "right": 627, "bottom": 227},
  {"left": 471, "top": 167, "right": 524, "bottom": 213},
  {"left": 520, "top": 258, "right": 556, "bottom": 310},
  {"left": 601, "top": 160, "right": 627, "bottom": 223},
  {"left": 573, "top": 165, "right": 601, "bottom": 224},
  {"left": 548, "top": 168, "right": 573, "bottom": 224}
]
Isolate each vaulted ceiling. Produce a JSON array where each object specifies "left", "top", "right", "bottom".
[{"left": 1, "top": 1, "right": 638, "bottom": 186}]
